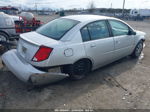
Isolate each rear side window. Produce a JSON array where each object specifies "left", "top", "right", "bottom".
[
  {"left": 80, "top": 21, "right": 110, "bottom": 42},
  {"left": 80, "top": 27, "right": 90, "bottom": 42},
  {"left": 87, "top": 21, "right": 109, "bottom": 40},
  {"left": 109, "top": 20, "right": 129, "bottom": 36},
  {"left": 36, "top": 18, "right": 79, "bottom": 40}
]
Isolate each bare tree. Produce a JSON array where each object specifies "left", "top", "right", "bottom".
[{"left": 87, "top": 1, "right": 96, "bottom": 13}]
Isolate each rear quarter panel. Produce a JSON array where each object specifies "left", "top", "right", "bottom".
[
  {"left": 28, "top": 21, "right": 90, "bottom": 67},
  {"left": 32, "top": 31, "right": 86, "bottom": 67},
  {"left": 47, "top": 31, "right": 86, "bottom": 67}
]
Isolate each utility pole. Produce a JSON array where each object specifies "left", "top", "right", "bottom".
[
  {"left": 35, "top": 3, "right": 37, "bottom": 14},
  {"left": 110, "top": 3, "right": 112, "bottom": 9},
  {"left": 122, "top": 0, "right": 125, "bottom": 18}
]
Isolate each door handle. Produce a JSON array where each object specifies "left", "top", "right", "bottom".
[
  {"left": 90, "top": 44, "right": 96, "bottom": 48},
  {"left": 116, "top": 40, "right": 120, "bottom": 44}
]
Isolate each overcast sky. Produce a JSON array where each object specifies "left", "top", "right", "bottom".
[{"left": 0, "top": 0, "right": 150, "bottom": 9}]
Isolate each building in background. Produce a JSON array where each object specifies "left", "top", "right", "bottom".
[{"left": 130, "top": 9, "right": 150, "bottom": 18}]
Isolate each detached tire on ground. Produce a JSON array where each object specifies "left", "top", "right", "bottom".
[
  {"left": 131, "top": 40, "right": 143, "bottom": 58},
  {"left": 62, "top": 59, "right": 91, "bottom": 80},
  {"left": 0, "top": 32, "right": 9, "bottom": 54}
]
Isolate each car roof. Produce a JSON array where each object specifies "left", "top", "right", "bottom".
[
  {"left": 62, "top": 14, "right": 134, "bottom": 30},
  {"left": 62, "top": 14, "right": 116, "bottom": 22}
]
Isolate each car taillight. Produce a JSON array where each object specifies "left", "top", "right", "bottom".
[{"left": 32, "top": 46, "right": 53, "bottom": 62}]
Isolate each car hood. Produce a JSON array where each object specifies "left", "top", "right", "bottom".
[{"left": 135, "top": 30, "right": 146, "bottom": 36}]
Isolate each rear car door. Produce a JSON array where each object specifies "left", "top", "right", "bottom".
[
  {"left": 80, "top": 20, "right": 115, "bottom": 69},
  {"left": 108, "top": 20, "right": 135, "bottom": 59}
]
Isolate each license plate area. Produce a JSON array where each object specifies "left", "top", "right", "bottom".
[{"left": 17, "top": 38, "right": 39, "bottom": 61}]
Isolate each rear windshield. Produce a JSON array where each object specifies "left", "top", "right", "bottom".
[{"left": 36, "top": 18, "right": 80, "bottom": 40}]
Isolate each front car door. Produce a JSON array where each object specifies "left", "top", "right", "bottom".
[
  {"left": 80, "top": 20, "right": 115, "bottom": 70},
  {"left": 108, "top": 20, "right": 135, "bottom": 59}
]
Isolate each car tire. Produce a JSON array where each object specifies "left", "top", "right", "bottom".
[
  {"left": 0, "top": 32, "right": 9, "bottom": 54},
  {"left": 62, "top": 60, "right": 91, "bottom": 80},
  {"left": 131, "top": 40, "right": 143, "bottom": 58}
]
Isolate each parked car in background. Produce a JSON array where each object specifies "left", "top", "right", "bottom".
[
  {"left": 0, "top": 12, "right": 42, "bottom": 43},
  {"left": 0, "top": 12, "right": 17, "bottom": 42},
  {"left": 0, "top": 6, "right": 19, "bottom": 15},
  {"left": 2, "top": 15, "right": 146, "bottom": 85}
]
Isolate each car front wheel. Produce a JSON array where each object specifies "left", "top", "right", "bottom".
[{"left": 131, "top": 40, "right": 143, "bottom": 58}]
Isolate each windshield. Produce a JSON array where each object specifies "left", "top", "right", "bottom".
[{"left": 36, "top": 18, "right": 80, "bottom": 40}]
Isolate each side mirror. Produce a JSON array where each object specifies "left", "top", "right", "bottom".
[
  {"left": 133, "top": 31, "right": 136, "bottom": 35},
  {"left": 128, "top": 30, "right": 136, "bottom": 35}
]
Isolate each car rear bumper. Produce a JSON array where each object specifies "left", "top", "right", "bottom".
[{"left": 2, "top": 49, "right": 69, "bottom": 85}]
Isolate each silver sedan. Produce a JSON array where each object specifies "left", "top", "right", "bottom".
[{"left": 2, "top": 15, "right": 146, "bottom": 85}]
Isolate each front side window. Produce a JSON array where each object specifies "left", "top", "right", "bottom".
[
  {"left": 109, "top": 20, "right": 129, "bottom": 36},
  {"left": 36, "top": 18, "right": 79, "bottom": 40}
]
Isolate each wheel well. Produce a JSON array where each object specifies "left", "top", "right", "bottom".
[
  {"left": 0, "top": 31, "right": 9, "bottom": 38},
  {"left": 136, "top": 39, "right": 145, "bottom": 46},
  {"left": 134, "top": 39, "right": 144, "bottom": 49},
  {"left": 141, "top": 39, "right": 145, "bottom": 42},
  {"left": 75, "top": 58, "right": 93, "bottom": 70},
  {"left": 61, "top": 58, "right": 93, "bottom": 74}
]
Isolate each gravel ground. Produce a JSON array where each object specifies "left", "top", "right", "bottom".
[{"left": 0, "top": 15, "right": 150, "bottom": 109}]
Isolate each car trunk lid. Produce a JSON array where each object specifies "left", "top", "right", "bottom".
[{"left": 17, "top": 31, "right": 58, "bottom": 62}]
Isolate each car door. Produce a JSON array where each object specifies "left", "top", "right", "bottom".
[
  {"left": 108, "top": 20, "right": 135, "bottom": 59},
  {"left": 80, "top": 20, "right": 115, "bottom": 69}
]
